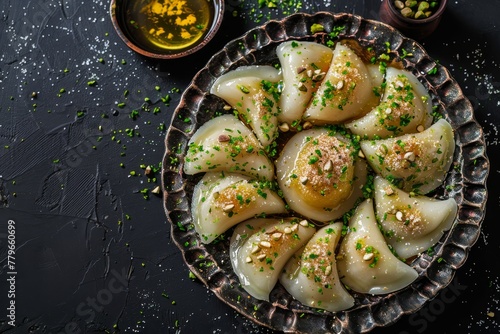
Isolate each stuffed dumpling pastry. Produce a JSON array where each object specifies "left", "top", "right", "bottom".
[
  {"left": 230, "top": 217, "right": 316, "bottom": 301},
  {"left": 210, "top": 66, "right": 281, "bottom": 147},
  {"left": 337, "top": 199, "right": 418, "bottom": 294},
  {"left": 359, "top": 118, "right": 455, "bottom": 194},
  {"left": 303, "top": 43, "right": 383, "bottom": 124},
  {"left": 374, "top": 176, "right": 457, "bottom": 259},
  {"left": 192, "top": 172, "right": 287, "bottom": 244},
  {"left": 280, "top": 223, "right": 354, "bottom": 312},
  {"left": 346, "top": 67, "right": 433, "bottom": 139},
  {"left": 276, "top": 128, "right": 367, "bottom": 222},
  {"left": 277, "top": 41, "right": 333, "bottom": 126},
  {"left": 184, "top": 114, "right": 275, "bottom": 180}
]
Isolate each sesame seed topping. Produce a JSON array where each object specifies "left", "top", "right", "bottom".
[
  {"left": 363, "top": 253, "right": 374, "bottom": 261},
  {"left": 265, "top": 227, "right": 277, "bottom": 234},
  {"left": 257, "top": 254, "right": 266, "bottom": 261},
  {"left": 272, "top": 232, "right": 283, "bottom": 240},
  {"left": 251, "top": 246, "right": 260, "bottom": 254},
  {"left": 279, "top": 122, "right": 290, "bottom": 132},
  {"left": 323, "top": 159, "right": 333, "bottom": 172},
  {"left": 396, "top": 211, "right": 404, "bottom": 221},
  {"left": 302, "top": 121, "right": 313, "bottom": 129},
  {"left": 260, "top": 241, "right": 271, "bottom": 248},
  {"left": 299, "top": 220, "right": 309, "bottom": 227},
  {"left": 336, "top": 80, "right": 344, "bottom": 90},
  {"left": 325, "top": 265, "right": 332, "bottom": 276},
  {"left": 404, "top": 151, "right": 416, "bottom": 162},
  {"left": 223, "top": 104, "right": 232, "bottom": 111},
  {"left": 222, "top": 204, "right": 235, "bottom": 212},
  {"left": 384, "top": 186, "right": 395, "bottom": 196}
]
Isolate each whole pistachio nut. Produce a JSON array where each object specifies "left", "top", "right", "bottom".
[
  {"left": 401, "top": 7, "right": 414, "bottom": 17},
  {"left": 418, "top": 1, "right": 430, "bottom": 12},
  {"left": 394, "top": 0, "right": 405, "bottom": 9}
]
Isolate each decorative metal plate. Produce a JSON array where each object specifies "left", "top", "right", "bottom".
[{"left": 161, "top": 12, "right": 489, "bottom": 333}]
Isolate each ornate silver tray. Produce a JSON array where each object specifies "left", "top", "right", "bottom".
[{"left": 161, "top": 12, "right": 489, "bottom": 333}]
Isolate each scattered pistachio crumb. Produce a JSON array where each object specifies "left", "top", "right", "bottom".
[
  {"left": 311, "top": 23, "right": 325, "bottom": 33},
  {"left": 151, "top": 186, "right": 161, "bottom": 195}
]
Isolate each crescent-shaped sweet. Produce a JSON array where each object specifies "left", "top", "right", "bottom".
[
  {"left": 374, "top": 176, "right": 458, "bottom": 259},
  {"left": 192, "top": 172, "right": 288, "bottom": 244},
  {"left": 210, "top": 65, "right": 282, "bottom": 148},
  {"left": 336, "top": 199, "right": 418, "bottom": 294},
  {"left": 346, "top": 67, "right": 433, "bottom": 139},
  {"left": 230, "top": 217, "right": 316, "bottom": 301},
  {"left": 280, "top": 222, "right": 355, "bottom": 312},
  {"left": 277, "top": 41, "right": 333, "bottom": 126},
  {"left": 276, "top": 128, "right": 367, "bottom": 222},
  {"left": 183, "top": 114, "right": 275, "bottom": 180},
  {"left": 303, "top": 43, "right": 383, "bottom": 124},
  {"left": 359, "top": 118, "right": 455, "bottom": 194}
]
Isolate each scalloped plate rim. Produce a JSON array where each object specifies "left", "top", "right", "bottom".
[{"left": 161, "top": 11, "right": 489, "bottom": 334}]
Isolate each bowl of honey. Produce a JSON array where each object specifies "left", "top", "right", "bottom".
[{"left": 110, "top": 0, "right": 224, "bottom": 59}]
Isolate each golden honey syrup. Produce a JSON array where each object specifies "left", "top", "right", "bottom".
[{"left": 123, "top": 0, "right": 215, "bottom": 53}]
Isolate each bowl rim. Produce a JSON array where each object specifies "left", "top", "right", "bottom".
[
  {"left": 109, "top": 0, "right": 225, "bottom": 59},
  {"left": 386, "top": 0, "right": 448, "bottom": 24}
]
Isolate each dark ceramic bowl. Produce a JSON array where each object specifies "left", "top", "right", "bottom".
[
  {"left": 379, "top": 0, "right": 448, "bottom": 40},
  {"left": 162, "top": 12, "right": 489, "bottom": 333},
  {"left": 109, "top": 0, "right": 224, "bottom": 59}
]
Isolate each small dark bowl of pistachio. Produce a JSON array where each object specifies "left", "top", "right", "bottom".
[{"left": 379, "top": 0, "right": 448, "bottom": 39}]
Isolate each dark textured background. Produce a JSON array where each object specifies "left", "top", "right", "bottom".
[{"left": 0, "top": 0, "right": 499, "bottom": 333}]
